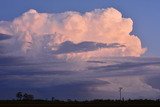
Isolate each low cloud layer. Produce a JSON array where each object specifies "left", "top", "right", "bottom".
[
  {"left": 0, "top": 8, "right": 146, "bottom": 60},
  {"left": 0, "top": 57, "right": 160, "bottom": 99}
]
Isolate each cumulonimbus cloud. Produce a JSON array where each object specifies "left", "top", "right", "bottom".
[{"left": 0, "top": 8, "right": 146, "bottom": 60}]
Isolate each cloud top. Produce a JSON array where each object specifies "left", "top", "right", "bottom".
[{"left": 0, "top": 8, "right": 146, "bottom": 60}]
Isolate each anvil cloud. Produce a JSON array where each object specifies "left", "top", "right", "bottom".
[{"left": 0, "top": 8, "right": 146, "bottom": 60}]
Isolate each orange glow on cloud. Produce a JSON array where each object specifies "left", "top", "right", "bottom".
[{"left": 0, "top": 8, "right": 147, "bottom": 60}]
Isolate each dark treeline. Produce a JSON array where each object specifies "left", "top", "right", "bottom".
[
  {"left": 1, "top": 99, "right": 160, "bottom": 107},
  {"left": 0, "top": 92, "right": 160, "bottom": 106},
  {"left": 1, "top": 99, "right": 160, "bottom": 104}
]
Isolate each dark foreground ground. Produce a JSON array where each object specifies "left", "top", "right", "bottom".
[{"left": 1, "top": 100, "right": 160, "bottom": 107}]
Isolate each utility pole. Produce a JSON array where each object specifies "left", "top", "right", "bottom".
[{"left": 119, "top": 87, "right": 123, "bottom": 100}]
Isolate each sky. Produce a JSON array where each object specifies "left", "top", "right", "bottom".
[{"left": 0, "top": 0, "right": 160, "bottom": 100}]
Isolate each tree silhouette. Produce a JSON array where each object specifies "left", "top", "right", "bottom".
[
  {"left": 16, "top": 92, "right": 34, "bottom": 100},
  {"left": 52, "top": 97, "right": 55, "bottom": 101},
  {"left": 23, "top": 93, "right": 34, "bottom": 100},
  {"left": 16, "top": 92, "right": 23, "bottom": 100}
]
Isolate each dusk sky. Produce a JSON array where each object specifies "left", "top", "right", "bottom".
[{"left": 0, "top": 0, "right": 160, "bottom": 100}]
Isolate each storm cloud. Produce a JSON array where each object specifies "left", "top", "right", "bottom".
[
  {"left": 0, "top": 8, "right": 146, "bottom": 60},
  {"left": 0, "top": 7, "right": 158, "bottom": 100}
]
